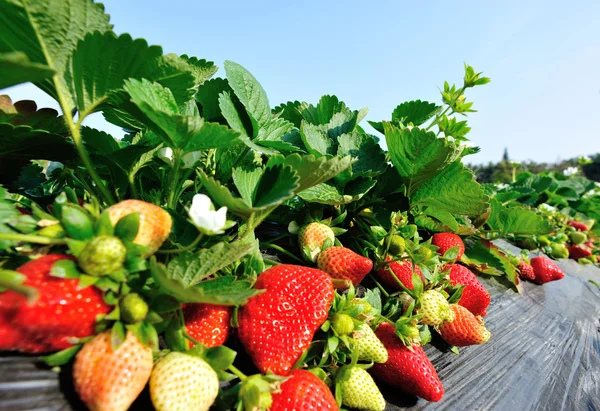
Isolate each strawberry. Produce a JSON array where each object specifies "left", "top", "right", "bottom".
[
  {"left": 431, "top": 233, "right": 465, "bottom": 261},
  {"left": 569, "top": 231, "right": 587, "bottom": 245},
  {"left": 371, "top": 323, "right": 444, "bottom": 402},
  {"left": 352, "top": 323, "right": 388, "bottom": 363},
  {"left": 419, "top": 290, "right": 454, "bottom": 326},
  {"left": 317, "top": 246, "right": 373, "bottom": 287},
  {"left": 106, "top": 199, "right": 172, "bottom": 257},
  {"left": 0, "top": 254, "right": 109, "bottom": 353},
  {"left": 530, "top": 256, "right": 565, "bottom": 284},
  {"left": 375, "top": 258, "right": 424, "bottom": 290},
  {"left": 447, "top": 264, "right": 490, "bottom": 317},
  {"left": 436, "top": 304, "right": 491, "bottom": 346},
  {"left": 150, "top": 352, "right": 219, "bottom": 411},
  {"left": 183, "top": 303, "right": 232, "bottom": 348},
  {"left": 78, "top": 235, "right": 127, "bottom": 276},
  {"left": 517, "top": 261, "right": 535, "bottom": 281},
  {"left": 73, "top": 330, "right": 153, "bottom": 411},
  {"left": 568, "top": 244, "right": 592, "bottom": 260},
  {"left": 238, "top": 265, "right": 334, "bottom": 375},
  {"left": 338, "top": 365, "right": 386, "bottom": 411},
  {"left": 119, "top": 293, "right": 149, "bottom": 324},
  {"left": 298, "top": 222, "right": 335, "bottom": 262},
  {"left": 331, "top": 313, "right": 355, "bottom": 335},
  {"left": 568, "top": 220, "right": 589, "bottom": 231},
  {"left": 388, "top": 235, "right": 406, "bottom": 255},
  {"left": 270, "top": 369, "right": 337, "bottom": 411}
]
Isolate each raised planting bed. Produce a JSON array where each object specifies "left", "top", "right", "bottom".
[{"left": 2, "top": 241, "right": 599, "bottom": 411}]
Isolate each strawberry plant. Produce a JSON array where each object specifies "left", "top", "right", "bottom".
[{"left": 0, "top": 0, "right": 596, "bottom": 409}]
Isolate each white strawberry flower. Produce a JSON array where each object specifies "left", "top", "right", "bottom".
[
  {"left": 563, "top": 166, "right": 578, "bottom": 177},
  {"left": 188, "top": 194, "right": 232, "bottom": 235}
]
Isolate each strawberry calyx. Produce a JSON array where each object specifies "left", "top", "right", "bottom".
[{"left": 238, "top": 373, "right": 288, "bottom": 411}]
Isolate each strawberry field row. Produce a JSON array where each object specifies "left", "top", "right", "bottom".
[{"left": 0, "top": 1, "right": 599, "bottom": 410}]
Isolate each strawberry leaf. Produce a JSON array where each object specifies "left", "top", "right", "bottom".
[
  {"left": 202, "top": 345, "right": 237, "bottom": 372},
  {"left": 224, "top": 60, "right": 271, "bottom": 127},
  {"left": 0, "top": 0, "right": 112, "bottom": 107},
  {"left": 297, "top": 178, "right": 376, "bottom": 205},
  {"left": 42, "top": 345, "right": 82, "bottom": 367},
  {"left": 487, "top": 198, "right": 553, "bottom": 235},
  {"left": 166, "top": 238, "right": 256, "bottom": 287},
  {"left": 0, "top": 51, "right": 54, "bottom": 89},
  {"left": 114, "top": 212, "right": 140, "bottom": 242}
]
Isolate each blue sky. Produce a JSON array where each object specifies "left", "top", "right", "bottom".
[{"left": 3, "top": 0, "right": 599, "bottom": 164}]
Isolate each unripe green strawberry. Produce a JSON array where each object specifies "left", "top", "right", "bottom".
[
  {"left": 78, "top": 235, "right": 126, "bottom": 276},
  {"left": 332, "top": 313, "right": 355, "bottom": 335},
  {"left": 388, "top": 235, "right": 406, "bottom": 255},
  {"left": 415, "top": 247, "right": 433, "bottom": 261},
  {"left": 419, "top": 290, "right": 454, "bottom": 326},
  {"left": 38, "top": 224, "right": 65, "bottom": 238},
  {"left": 352, "top": 323, "right": 388, "bottom": 363},
  {"left": 570, "top": 231, "right": 587, "bottom": 245},
  {"left": 338, "top": 366, "right": 386, "bottom": 411},
  {"left": 538, "top": 235, "right": 551, "bottom": 246},
  {"left": 119, "top": 293, "right": 149, "bottom": 324},
  {"left": 549, "top": 243, "right": 569, "bottom": 259},
  {"left": 298, "top": 222, "right": 335, "bottom": 262},
  {"left": 518, "top": 238, "right": 538, "bottom": 250},
  {"left": 554, "top": 233, "right": 569, "bottom": 243},
  {"left": 150, "top": 352, "right": 219, "bottom": 411}
]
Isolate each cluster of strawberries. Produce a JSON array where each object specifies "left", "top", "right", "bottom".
[{"left": 0, "top": 201, "right": 571, "bottom": 411}]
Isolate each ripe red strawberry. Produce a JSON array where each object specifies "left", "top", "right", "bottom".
[
  {"left": 568, "top": 220, "right": 589, "bottom": 231},
  {"left": 568, "top": 244, "right": 592, "bottom": 260},
  {"left": 431, "top": 233, "right": 465, "bottom": 261},
  {"left": 371, "top": 323, "right": 444, "bottom": 402},
  {"left": 375, "top": 258, "right": 425, "bottom": 290},
  {"left": 436, "top": 305, "right": 491, "bottom": 346},
  {"left": 107, "top": 199, "right": 172, "bottom": 257},
  {"left": 183, "top": 303, "right": 232, "bottom": 348},
  {"left": 73, "top": 330, "right": 153, "bottom": 411},
  {"left": 317, "top": 246, "right": 373, "bottom": 287},
  {"left": 0, "top": 254, "right": 109, "bottom": 353},
  {"left": 270, "top": 369, "right": 337, "bottom": 411},
  {"left": 298, "top": 222, "right": 335, "bottom": 262},
  {"left": 237, "top": 265, "right": 334, "bottom": 375},
  {"left": 530, "top": 256, "right": 565, "bottom": 284},
  {"left": 447, "top": 264, "right": 490, "bottom": 317},
  {"left": 517, "top": 261, "right": 535, "bottom": 281}
]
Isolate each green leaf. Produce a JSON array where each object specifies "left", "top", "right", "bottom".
[
  {"left": 391, "top": 100, "right": 440, "bottom": 126},
  {"left": 202, "top": 345, "right": 237, "bottom": 372},
  {"left": 266, "top": 153, "right": 355, "bottom": 192},
  {"left": 224, "top": 60, "right": 271, "bottom": 126},
  {"left": 42, "top": 345, "right": 81, "bottom": 367},
  {"left": 0, "top": 123, "right": 76, "bottom": 162},
  {"left": 151, "top": 259, "right": 262, "bottom": 305},
  {"left": 0, "top": 0, "right": 112, "bottom": 107},
  {"left": 81, "top": 126, "right": 120, "bottom": 154},
  {"left": 178, "top": 54, "right": 218, "bottom": 86},
  {"left": 50, "top": 259, "right": 80, "bottom": 279},
  {"left": 253, "top": 165, "right": 299, "bottom": 208},
  {"left": 487, "top": 199, "right": 553, "bottom": 235},
  {"left": 421, "top": 207, "right": 460, "bottom": 232},
  {"left": 385, "top": 123, "right": 461, "bottom": 195},
  {"left": 232, "top": 167, "right": 263, "bottom": 206},
  {"left": 111, "top": 321, "right": 127, "bottom": 351},
  {"left": 336, "top": 131, "right": 386, "bottom": 181},
  {"left": 298, "top": 178, "right": 376, "bottom": 205},
  {"left": 114, "top": 212, "right": 140, "bottom": 242},
  {"left": 69, "top": 32, "right": 163, "bottom": 115},
  {"left": 196, "top": 77, "right": 232, "bottom": 122},
  {"left": 197, "top": 170, "right": 254, "bottom": 216},
  {"left": 60, "top": 204, "right": 94, "bottom": 241},
  {"left": 218, "top": 91, "right": 251, "bottom": 136},
  {"left": 0, "top": 51, "right": 54, "bottom": 89},
  {"left": 299, "top": 121, "right": 334, "bottom": 156},
  {"left": 411, "top": 161, "right": 489, "bottom": 216},
  {"left": 183, "top": 121, "right": 240, "bottom": 152},
  {"left": 166, "top": 238, "right": 256, "bottom": 286}
]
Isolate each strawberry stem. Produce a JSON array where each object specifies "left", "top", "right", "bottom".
[
  {"left": 0, "top": 270, "right": 39, "bottom": 303},
  {"left": 157, "top": 233, "right": 204, "bottom": 254},
  {"left": 367, "top": 273, "right": 389, "bottom": 298},
  {"left": 0, "top": 233, "right": 66, "bottom": 245},
  {"left": 260, "top": 243, "right": 304, "bottom": 264},
  {"left": 228, "top": 364, "right": 247, "bottom": 381}
]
